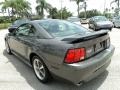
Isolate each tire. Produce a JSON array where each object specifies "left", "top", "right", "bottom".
[
  {"left": 88, "top": 24, "right": 91, "bottom": 29},
  {"left": 93, "top": 26, "right": 97, "bottom": 31},
  {"left": 109, "top": 28, "right": 112, "bottom": 31},
  {"left": 32, "top": 56, "right": 51, "bottom": 83},
  {"left": 5, "top": 41, "right": 12, "bottom": 54},
  {"left": 113, "top": 23, "right": 116, "bottom": 28}
]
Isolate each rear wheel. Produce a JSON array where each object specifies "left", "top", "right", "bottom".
[
  {"left": 88, "top": 24, "right": 91, "bottom": 29},
  {"left": 5, "top": 41, "right": 12, "bottom": 54},
  {"left": 32, "top": 56, "right": 51, "bottom": 83}
]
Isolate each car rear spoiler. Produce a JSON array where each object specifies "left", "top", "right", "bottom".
[{"left": 62, "top": 30, "right": 109, "bottom": 43}]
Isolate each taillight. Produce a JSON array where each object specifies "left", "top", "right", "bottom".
[{"left": 64, "top": 48, "right": 86, "bottom": 64}]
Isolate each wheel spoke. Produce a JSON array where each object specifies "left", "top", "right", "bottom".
[
  {"left": 39, "top": 65, "right": 44, "bottom": 70},
  {"left": 39, "top": 69, "right": 45, "bottom": 77},
  {"left": 35, "top": 65, "right": 39, "bottom": 70},
  {"left": 33, "top": 58, "right": 45, "bottom": 80},
  {"left": 36, "top": 60, "right": 40, "bottom": 67}
]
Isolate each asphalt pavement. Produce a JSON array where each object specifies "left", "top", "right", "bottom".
[{"left": 0, "top": 26, "right": 120, "bottom": 90}]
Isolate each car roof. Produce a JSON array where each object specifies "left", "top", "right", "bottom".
[
  {"left": 14, "top": 19, "right": 30, "bottom": 23},
  {"left": 13, "top": 19, "right": 30, "bottom": 26},
  {"left": 30, "top": 19, "right": 64, "bottom": 23}
]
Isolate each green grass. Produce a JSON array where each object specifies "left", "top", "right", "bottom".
[{"left": 0, "top": 23, "right": 11, "bottom": 30}]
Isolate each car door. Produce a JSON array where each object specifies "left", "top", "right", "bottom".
[{"left": 9, "top": 23, "right": 37, "bottom": 59}]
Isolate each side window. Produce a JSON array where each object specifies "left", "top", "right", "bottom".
[
  {"left": 16, "top": 24, "right": 30, "bottom": 36},
  {"left": 15, "top": 24, "right": 36, "bottom": 36},
  {"left": 29, "top": 25, "right": 36, "bottom": 36}
]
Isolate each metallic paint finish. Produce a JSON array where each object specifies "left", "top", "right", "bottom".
[{"left": 5, "top": 19, "right": 115, "bottom": 84}]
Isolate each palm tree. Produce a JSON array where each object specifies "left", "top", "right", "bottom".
[
  {"left": 70, "top": 0, "right": 84, "bottom": 17},
  {"left": 36, "top": 0, "right": 52, "bottom": 18},
  {"left": 111, "top": 0, "right": 120, "bottom": 8},
  {"left": 0, "top": 0, "right": 31, "bottom": 17},
  {"left": 83, "top": 1, "right": 87, "bottom": 18},
  {"left": 111, "top": 0, "right": 120, "bottom": 15},
  {"left": 0, "top": 0, "right": 12, "bottom": 16},
  {"left": 14, "top": 0, "right": 31, "bottom": 17},
  {"left": 48, "top": 7, "right": 58, "bottom": 19}
]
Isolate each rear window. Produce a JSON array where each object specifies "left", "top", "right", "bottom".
[{"left": 39, "top": 20, "right": 88, "bottom": 37}]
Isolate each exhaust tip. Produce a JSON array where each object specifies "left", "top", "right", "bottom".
[{"left": 76, "top": 81, "right": 84, "bottom": 86}]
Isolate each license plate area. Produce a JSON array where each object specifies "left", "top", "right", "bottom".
[{"left": 94, "top": 41, "right": 105, "bottom": 53}]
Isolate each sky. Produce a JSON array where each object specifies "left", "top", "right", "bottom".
[
  {"left": 29, "top": 0, "right": 114, "bottom": 15},
  {"left": 0, "top": 0, "right": 116, "bottom": 16}
]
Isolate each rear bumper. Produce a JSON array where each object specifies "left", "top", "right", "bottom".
[{"left": 51, "top": 45, "right": 115, "bottom": 84}]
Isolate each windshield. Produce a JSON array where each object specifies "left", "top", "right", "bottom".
[
  {"left": 39, "top": 20, "right": 88, "bottom": 37},
  {"left": 94, "top": 16, "right": 108, "bottom": 22}
]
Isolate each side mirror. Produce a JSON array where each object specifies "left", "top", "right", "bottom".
[{"left": 8, "top": 27, "right": 17, "bottom": 33}]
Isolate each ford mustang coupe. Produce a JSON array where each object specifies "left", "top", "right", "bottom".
[{"left": 5, "top": 19, "right": 115, "bottom": 85}]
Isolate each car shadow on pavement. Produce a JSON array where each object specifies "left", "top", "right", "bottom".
[{"left": 3, "top": 50, "right": 108, "bottom": 90}]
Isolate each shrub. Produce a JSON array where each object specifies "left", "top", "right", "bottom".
[
  {"left": 0, "top": 23, "right": 11, "bottom": 30},
  {"left": 79, "top": 9, "right": 102, "bottom": 18}
]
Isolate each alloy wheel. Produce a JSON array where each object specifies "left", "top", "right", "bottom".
[
  {"left": 33, "top": 58, "right": 46, "bottom": 80},
  {"left": 5, "top": 41, "right": 11, "bottom": 54}
]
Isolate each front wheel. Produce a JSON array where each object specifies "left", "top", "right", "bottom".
[
  {"left": 109, "top": 28, "right": 112, "bottom": 31},
  {"left": 88, "top": 24, "right": 91, "bottom": 29},
  {"left": 93, "top": 26, "right": 97, "bottom": 31},
  {"left": 5, "top": 41, "right": 12, "bottom": 54},
  {"left": 32, "top": 56, "right": 51, "bottom": 83},
  {"left": 113, "top": 23, "right": 116, "bottom": 28}
]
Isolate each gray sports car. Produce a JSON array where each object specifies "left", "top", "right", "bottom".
[
  {"left": 5, "top": 19, "right": 115, "bottom": 85},
  {"left": 89, "top": 16, "right": 113, "bottom": 31}
]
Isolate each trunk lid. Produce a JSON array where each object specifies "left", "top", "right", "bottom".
[{"left": 62, "top": 30, "right": 110, "bottom": 59}]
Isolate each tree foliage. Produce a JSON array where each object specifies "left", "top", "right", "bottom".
[
  {"left": 48, "top": 8, "right": 58, "bottom": 19},
  {"left": 70, "top": 0, "right": 84, "bottom": 17},
  {"left": 79, "top": 9, "right": 102, "bottom": 18},
  {"left": 48, "top": 7, "right": 72, "bottom": 19},
  {"left": 0, "top": 0, "right": 31, "bottom": 18},
  {"left": 36, "top": 0, "right": 52, "bottom": 18}
]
